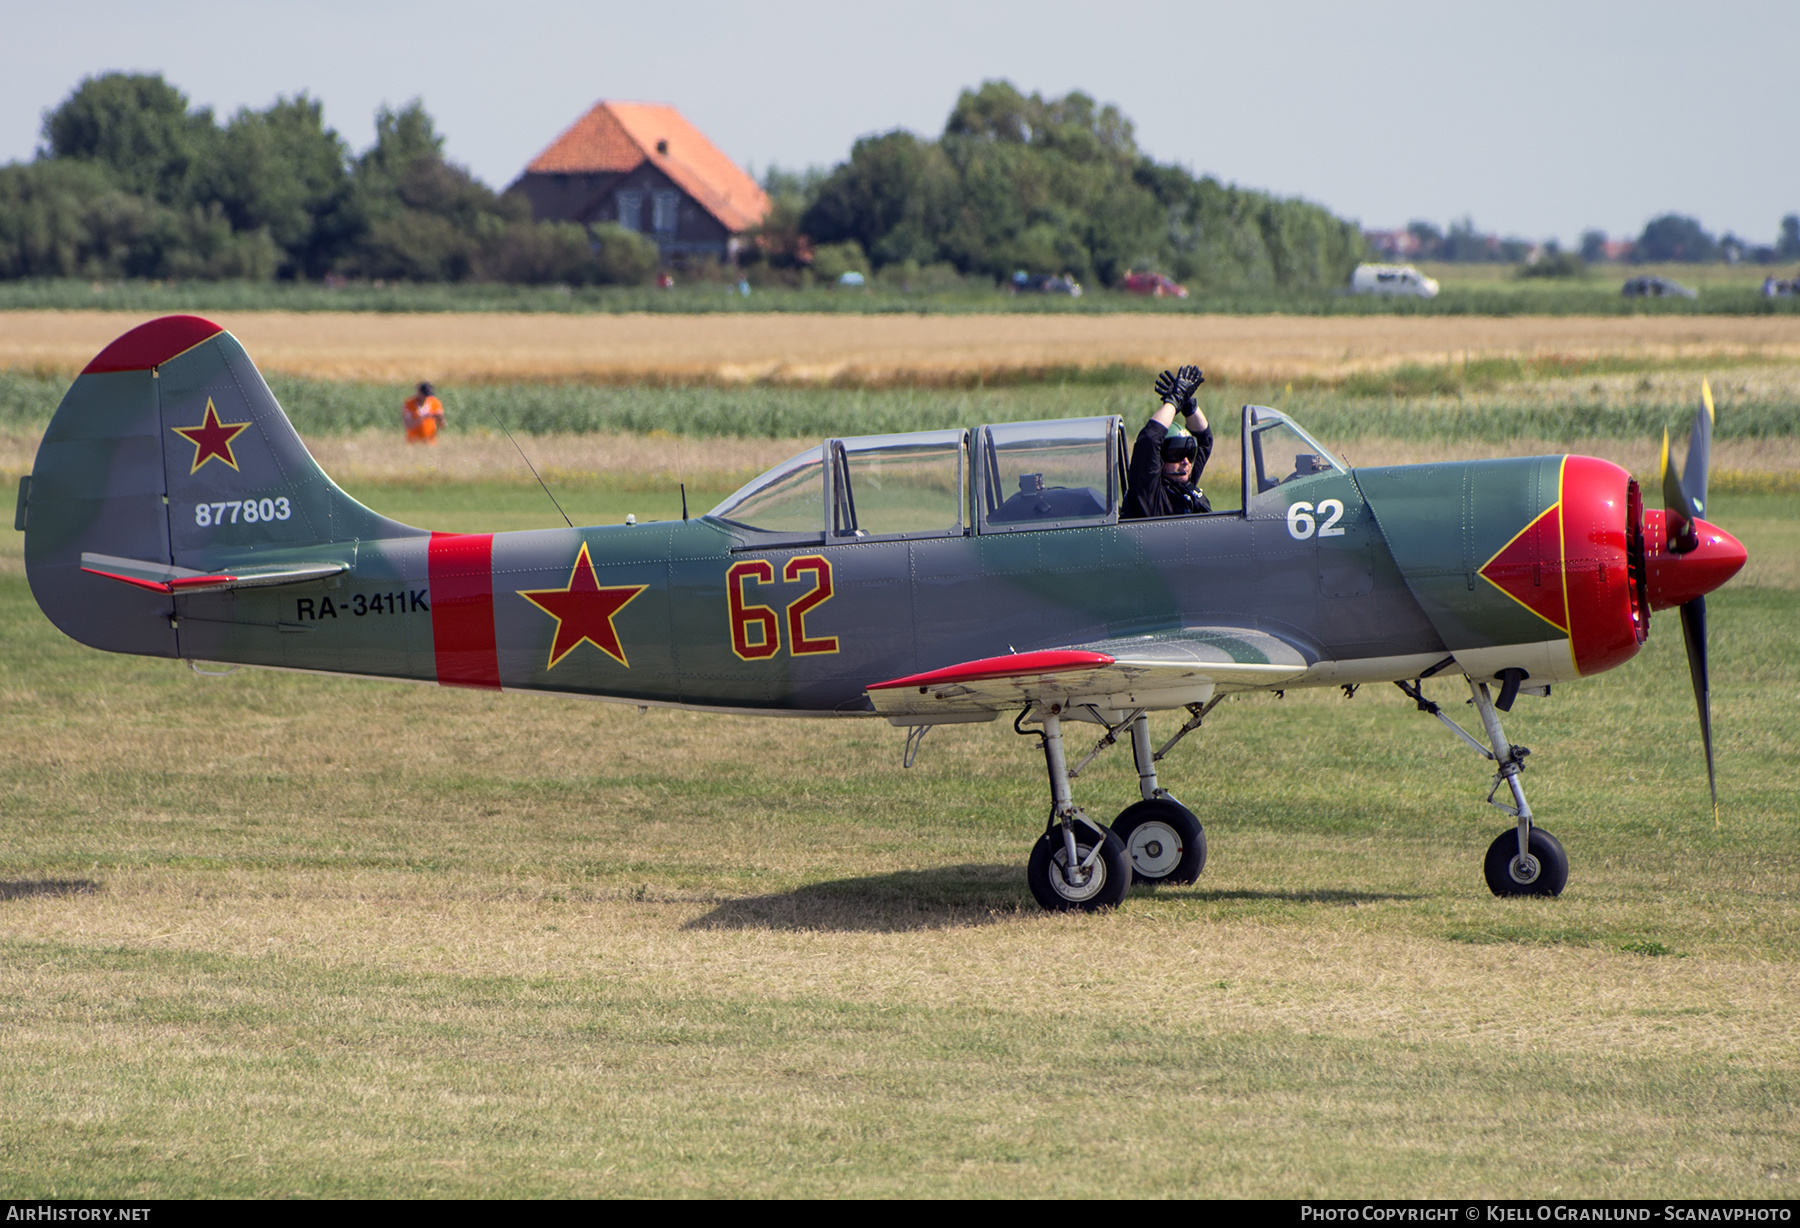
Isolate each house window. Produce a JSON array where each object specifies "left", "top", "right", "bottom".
[
  {"left": 616, "top": 191, "right": 643, "bottom": 231},
  {"left": 652, "top": 191, "right": 680, "bottom": 235}
]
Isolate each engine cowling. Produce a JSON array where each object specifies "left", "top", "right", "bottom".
[
  {"left": 1556, "top": 455, "right": 1650, "bottom": 677},
  {"left": 1361, "top": 455, "right": 1661, "bottom": 685}
]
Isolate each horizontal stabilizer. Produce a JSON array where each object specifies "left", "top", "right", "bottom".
[{"left": 80, "top": 552, "right": 346, "bottom": 595}]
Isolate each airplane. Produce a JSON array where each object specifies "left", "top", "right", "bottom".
[{"left": 14, "top": 315, "right": 1748, "bottom": 911}]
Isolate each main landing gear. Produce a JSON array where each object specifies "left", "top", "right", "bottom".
[
  {"left": 1018, "top": 702, "right": 1212, "bottom": 911},
  {"left": 1395, "top": 671, "right": 1568, "bottom": 897}
]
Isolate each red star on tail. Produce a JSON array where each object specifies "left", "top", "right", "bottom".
[
  {"left": 171, "top": 399, "right": 251, "bottom": 473},
  {"left": 517, "top": 543, "right": 647, "bottom": 669}
]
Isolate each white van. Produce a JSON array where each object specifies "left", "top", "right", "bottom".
[{"left": 1351, "top": 263, "right": 1440, "bottom": 298}]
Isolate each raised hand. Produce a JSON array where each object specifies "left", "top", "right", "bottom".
[{"left": 1173, "top": 364, "right": 1205, "bottom": 411}]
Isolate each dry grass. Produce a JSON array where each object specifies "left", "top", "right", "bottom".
[
  {"left": 298, "top": 428, "right": 804, "bottom": 490},
  {"left": 5, "top": 309, "right": 1800, "bottom": 385},
  {"left": 3, "top": 482, "right": 1796, "bottom": 1196}
]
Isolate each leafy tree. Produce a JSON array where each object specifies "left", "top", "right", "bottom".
[
  {"left": 1579, "top": 229, "right": 1609, "bottom": 263},
  {"left": 1634, "top": 213, "right": 1717, "bottom": 263},
  {"left": 40, "top": 73, "right": 216, "bottom": 204},
  {"left": 801, "top": 80, "right": 1363, "bottom": 291},
  {"left": 342, "top": 100, "right": 527, "bottom": 281},
  {"left": 588, "top": 223, "right": 660, "bottom": 285},
  {"left": 1518, "top": 240, "right": 1586, "bottom": 279},
  {"left": 1149, "top": 171, "right": 1363, "bottom": 291},
  {"left": 0, "top": 160, "right": 126, "bottom": 277},
  {"left": 808, "top": 240, "right": 869, "bottom": 283},
  {"left": 477, "top": 220, "right": 657, "bottom": 285},
  {"left": 1407, "top": 220, "right": 1445, "bottom": 259},
  {"left": 802, "top": 131, "right": 959, "bottom": 268},
  {"left": 192, "top": 95, "right": 354, "bottom": 277},
  {"left": 355, "top": 100, "right": 446, "bottom": 196},
  {"left": 1778, "top": 214, "right": 1800, "bottom": 260},
  {"left": 1441, "top": 218, "right": 1496, "bottom": 262}
]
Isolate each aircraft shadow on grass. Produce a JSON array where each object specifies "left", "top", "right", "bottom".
[
  {"left": 1183, "top": 887, "right": 1424, "bottom": 904},
  {"left": 682, "top": 868, "right": 1421, "bottom": 932},
  {"left": 684, "top": 864, "right": 1025, "bottom": 932},
  {"left": 0, "top": 879, "right": 100, "bottom": 902}
]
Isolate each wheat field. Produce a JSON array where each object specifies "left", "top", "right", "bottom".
[{"left": 6, "top": 309, "right": 1800, "bottom": 384}]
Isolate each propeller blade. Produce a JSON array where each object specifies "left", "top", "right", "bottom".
[
  {"left": 1678, "top": 595, "right": 1718, "bottom": 824},
  {"left": 1662, "top": 381, "right": 1714, "bottom": 552},
  {"left": 1683, "top": 379, "right": 1714, "bottom": 519}
]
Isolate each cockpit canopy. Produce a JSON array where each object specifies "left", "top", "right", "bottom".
[
  {"left": 707, "top": 416, "right": 1125, "bottom": 542},
  {"left": 1242, "top": 406, "right": 1346, "bottom": 501},
  {"left": 704, "top": 406, "right": 1348, "bottom": 541}
]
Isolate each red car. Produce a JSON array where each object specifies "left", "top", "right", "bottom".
[{"left": 1120, "top": 270, "right": 1188, "bottom": 298}]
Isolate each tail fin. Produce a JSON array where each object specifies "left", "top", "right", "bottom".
[{"left": 23, "top": 315, "right": 424, "bottom": 656}]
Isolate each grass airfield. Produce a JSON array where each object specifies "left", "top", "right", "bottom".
[{"left": 1, "top": 467, "right": 1795, "bottom": 1197}]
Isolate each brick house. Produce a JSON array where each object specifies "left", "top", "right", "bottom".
[{"left": 510, "top": 101, "right": 770, "bottom": 262}]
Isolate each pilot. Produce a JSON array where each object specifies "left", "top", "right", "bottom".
[{"left": 1122, "top": 364, "right": 1212, "bottom": 519}]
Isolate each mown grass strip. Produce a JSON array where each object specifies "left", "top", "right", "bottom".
[{"left": 2, "top": 487, "right": 1796, "bottom": 1197}]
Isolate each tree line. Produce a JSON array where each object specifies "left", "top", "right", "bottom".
[
  {"left": 0, "top": 74, "right": 659, "bottom": 285},
  {"left": 1, "top": 73, "right": 1367, "bottom": 292},
  {"left": 1386, "top": 214, "right": 1800, "bottom": 267},
  {"left": 752, "top": 80, "right": 1365, "bottom": 292}
]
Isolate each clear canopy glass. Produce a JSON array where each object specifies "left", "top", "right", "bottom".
[
  {"left": 833, "top": 430, "right": 965, "bottom": 538},
  {"left": 1247, "top": 408, "right": 1345, "bottom": 496},
  {"left": 706, "top": 445, "right": 825, "bottom": 534},
  {"left": 979, "top": 417, "right": 1115, "bottom": 527}
]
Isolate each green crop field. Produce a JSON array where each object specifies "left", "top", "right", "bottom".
[
  {"left": 2, "top": 267, "right": 1797, "bottom": 318},
  {"left": 1, "top": 457, "right": 1796, "bottom": 1196}
]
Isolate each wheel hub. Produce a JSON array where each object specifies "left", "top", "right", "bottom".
[
  {"left": 1509, "top": 853, "right": 1541, "bottom": 885},
  {"left": 1051, "top": 845, "right": 1108, "bottom": 902},
  {"left": 1125, "top": 821, "right": 1183, "bottom": 878}
]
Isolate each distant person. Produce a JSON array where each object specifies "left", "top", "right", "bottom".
[
  {"left": 1122, "top": 365, "right": 1213, "bottom": 519},
  {"left": 403, "top": 382, "right": 444, "bottom": 444}
]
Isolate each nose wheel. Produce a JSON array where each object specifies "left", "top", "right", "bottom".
[
  {"left": 1399, "top": 670, "right": 1572, "bottom": 899},
  {"left": 1483, "top": 827, "right": 1567, "bottom": 896}
]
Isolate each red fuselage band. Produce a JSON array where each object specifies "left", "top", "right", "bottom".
[{"left": 428, "top": 532, "right": 501, "bottom": 690}]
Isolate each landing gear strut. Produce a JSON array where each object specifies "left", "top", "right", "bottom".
[
  {"left": 1110, "top": 711, "right": 1206, "bottom": 886},
  {"left": 1017, "top": 702, "right": 1212, "bottom": 908},
  {"left": 1396, "top": 672, "right": 1568, "bottom": 897},
  {"left": 1021, "top": 705, "right": 1130, "bottom": 911}
]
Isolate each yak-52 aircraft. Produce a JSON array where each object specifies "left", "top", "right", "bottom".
[{"left": 17, "top": 316, "right": 1747, "bottom": 910}]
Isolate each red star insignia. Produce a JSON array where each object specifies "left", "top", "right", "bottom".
[
  {"left": 517, "top": 543, "right": 647, "bottom": 669},
  {"left": 171, "top": 399, "right": 251, "bottom": 474}
]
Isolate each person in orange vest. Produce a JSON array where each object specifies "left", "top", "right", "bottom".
[{"left": 403, "top": 382, "right": 445, "bottom": 443}]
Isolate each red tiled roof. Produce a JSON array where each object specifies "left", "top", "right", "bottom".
[{"left": 523, "top": 101, "right": 770, "bottom": 233}]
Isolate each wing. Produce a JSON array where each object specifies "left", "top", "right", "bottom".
[{"left": 867, "top": 627, "right": 1315, "bottom": 723}]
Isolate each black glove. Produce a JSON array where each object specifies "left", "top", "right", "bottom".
[{"left": 1154, "top": 365, "right": 1205, "bottom": 416}]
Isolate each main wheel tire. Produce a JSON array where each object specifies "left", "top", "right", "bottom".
[
  {"left": 1111, "top": 799, "right": 1206, "bottom": 886},
  {"left": 1483, "top": 827, "right": 1568, "bottom": 897},
  {"left": 1027, "top": 823, "right": 1132, "bottom": 911}
]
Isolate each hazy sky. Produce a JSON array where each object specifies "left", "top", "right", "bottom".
[{"left": 4, "top": 0, "right": 1794, "bottom": 246}]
